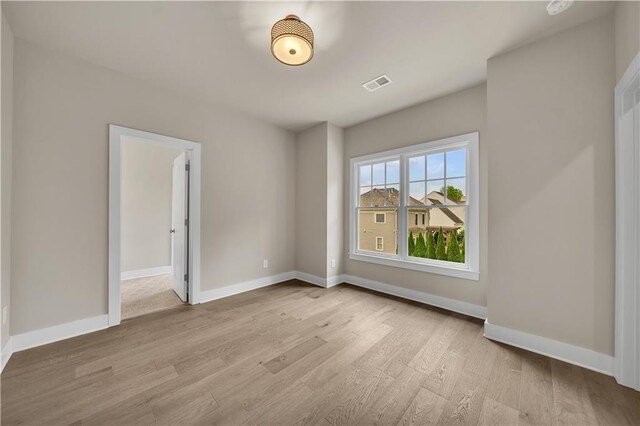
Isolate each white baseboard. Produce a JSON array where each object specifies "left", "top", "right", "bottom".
[
  {"left": 293, "top": 271, "right": 343, "bottom": 288},
  {"left": 2, "top": 271, "right": 615, "bottom": 380},
  {"left": 340, "top": 274, "right": 487, "bottom": 319},
  {"left": 197, "top": 271, "right": 296, "bottom": 304},
  {"left": 1, "top": 337, "right": 13, "bottom": 373},
  {"left": 484, "top": 320, "right": 614, "bottom": 376},
  {"left": 11, "top": 315, "right": 109, "bottom": 354},
  {"left": 121, "top": 266, "right": 172, "bottom": 281}
]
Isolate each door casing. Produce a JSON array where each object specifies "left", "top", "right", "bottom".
[
  {"left": 614, "top": 52, "right": 640, "bottom": 390},
  {"left": 108, "top": 125, "right": 202, "bottom": 326}
]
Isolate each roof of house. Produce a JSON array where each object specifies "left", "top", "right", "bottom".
[
  {"left": 360, "top": 188, "right": 423, "bottom": 207},
  {"left": 422, "top": 190, "right": 462, "bottom": 205},
  {"left": 423, "top": 197, "right": 464, "bottom": 224},
  {"left": 360, "top": 188, "right": 464, "bottom": 226}
]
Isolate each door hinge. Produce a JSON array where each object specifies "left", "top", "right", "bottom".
[
  {"left": 185, "top": 163, "right": 190, "bottom": 172},
  {"left": 184, "top": 218, "right": 189, "bottom": 226},
  {"left": 184, "top": 273, "right": 189, "bottom": 282}
]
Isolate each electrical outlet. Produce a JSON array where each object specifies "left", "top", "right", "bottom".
[
  {"left": 331, "top": 259, "right": 336, "bottom": 268},
  {"left": 263, "top": 259, "right": 269, "bottom": 269},
  {"left": 2, "top": 306, "right": 7, "bottom": 325}
]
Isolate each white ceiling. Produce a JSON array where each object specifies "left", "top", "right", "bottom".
[{"left": 3, "top": 1, "right": 614, "bottom": 131}]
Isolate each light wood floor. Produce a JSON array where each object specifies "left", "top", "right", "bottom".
[{"left": 2, "top": 280, "right": 638, "bottom": 425}]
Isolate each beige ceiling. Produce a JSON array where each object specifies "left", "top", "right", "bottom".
[{"left": 3, "top": 1, "right": 614, "bottom": 130}]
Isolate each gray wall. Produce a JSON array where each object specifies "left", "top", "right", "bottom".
[
  {"left": 295, "top": 123, "right": 328, "bottom": 278},
  {"left": 326, "top": 123, "right": 344, "bottom": 277},
  {"left": 11, "top": 40, "right": 296, "bottom": 335},
  {"left": 487, "top": 15, "right": 615, "bottom": 355},
  {"left": 121, "top": 139, "right": 182, "bottom": 273},
  {"left": 614, "top": 1, "right": 639, "bottom": 81},
  {"left": 343, "top": 84, "right": 488, "bottom": 307},
  {"left": 1, "top": 12, "right": 13, "bottom": 348},
  {"left": 294, "top": 122, "right": 345, "bottom": 280}
]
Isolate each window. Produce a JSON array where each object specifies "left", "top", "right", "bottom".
[{"left": 350, "top": 132, "right": 479, "bottom": 280}]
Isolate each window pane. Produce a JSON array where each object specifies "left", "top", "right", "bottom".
[
  {"left": 427, "top": 153, "right": 445, "bottom": 179},
  {"left": 359, "top": 164, "right": 371, "bottom": 186},
  {"left": 386, "top": 160, "right": 400, "bottom": 184},
  {"left": 406, "top": 207, "right": 465, "bottom": 263},
  {"left": 371, "top": 185, "right": 386, "bottom": 207},
  {"left": 425, "top": 180, "right": 445, "bottom": 204},
  {"left": 358, "top": 209, "right": 398, "bottom": 255},
  {"left": 372, "top": 163, "right": 385, "bottom": 185},
  {"left": 446, "top": 149, "right": 466, "bottom": 178},
  {"left": 409, "top": 156, "right": 425, "bottom": 181},
  {"left": 359, "top": 186, "right": 372, "bottom": 207},
  {"left": 446, "top": 178, "right": 466, "bottom": 204},
  {"left": 409, "top": 181, "right": 425, "bottom": 205},
  {"left": 386, "top": 184, "right": 400, "bottom": 206}
]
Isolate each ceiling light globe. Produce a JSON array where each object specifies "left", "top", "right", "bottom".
[{"left": 271, "top": 15, "right": 314, "bottom": 66}]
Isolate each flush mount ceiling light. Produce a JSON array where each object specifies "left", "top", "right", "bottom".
[
  {"left": 546, "top": 0, "right": 574, "bottom": 15},
  {"left": 271, "top": 15, "right": 314, "bottom": 66}
]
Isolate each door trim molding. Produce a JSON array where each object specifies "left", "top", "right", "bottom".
[
  {"left": 614, "top": 51, "right": 640, "bottom": 390},
  {"left": 108, "top": 125, "right": 202, "bottom": 327}
]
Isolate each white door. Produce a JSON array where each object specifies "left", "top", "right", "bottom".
[{"left": 171, "top": 152, "right": 189, "bottom": 302}]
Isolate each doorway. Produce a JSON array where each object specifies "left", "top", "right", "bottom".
[{"left": 109, "top": 125, "right": 201, "bottom": 326}]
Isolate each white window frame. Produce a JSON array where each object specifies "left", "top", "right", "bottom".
[
  {"left": 376, "top": 236, "right": 384, "bottom": 251},
  {"left": 349, "top": 132, "right": 480, "bottom": 280},
  {"left": 374, "top": 213, "right": 386, "bottom": 224}
]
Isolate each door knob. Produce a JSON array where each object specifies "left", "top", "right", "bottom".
[{"left": 170, "top": 229, "right": 175, "bottom": 234}]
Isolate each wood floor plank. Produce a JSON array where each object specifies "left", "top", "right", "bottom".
[
  {"left": 226, "top": 329, "right": 356, "bottom": 411},
  {"left": 324, "top": 369, "right": 395, "bottom": 425},
  {"left": 582, "top": 369, "right": 640, "bottom": 426},
  {"left": 287, "top": 366, "right": 367, "bottom": 425},
  {"left": 301, "top": 323, "right": 393, "bottom": 391},
  {"left": 263, "top": 336, "right": 328, "bottom": 374},
  {"left": 518, "top": 351, "right": 557, "bottom": 426},
  {"left": 423, "top": 347, "right": 467, "bottom": 399},
  {"left": 550, "top": 359, "right": 598, "bottom": 426},
  {"left": 1, "top": 280, "right": 637, "bottom": 426},
  {"left": 354, "top": 366, "right": 427, "bottom": 425},
  {"left": 463, "top": 331, "right": 500, "bottom": 378},
  {"left": 398, "top": 387, "right": 448, "bottom": 425},
  {"left": 478, "top": 396, "right": 520, "bottom": 426},
  {"left": 408, "top": 315, "right": 466, "bottom": 374},
  {"left": 437, "top": 370, "right": 489, "bottom": 425},
  {"left": 485, "top": 344, "right": 523, "bottom": 410}
]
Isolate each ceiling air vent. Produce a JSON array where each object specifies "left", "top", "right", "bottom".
[{"left": 363, "top": 74, "right": 392, "bottom": 92}]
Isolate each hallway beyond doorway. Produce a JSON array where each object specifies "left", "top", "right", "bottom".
[{"left": 121, "top": 274, "right": 183, "bottom": 320}]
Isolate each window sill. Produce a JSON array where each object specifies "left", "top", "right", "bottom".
[{"left": 349, "top": 252, "right": 480, "bottom": 281}]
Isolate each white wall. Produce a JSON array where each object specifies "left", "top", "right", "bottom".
[
  {"left": 121, "top": 139, "right": 182, "bottom": 273},
  {"left": 614, "top": 1, "right": 639, "bottom": 82},
  {"left": 487, "top": 15, "right": 615, "bottom": 355},
  {"left": 11, "top": 40, "right": 296, "bottom": 335},
  {"left": 1, "top": 12, "right": 14, "bottom": 349},
  {"left": 343, "top": 84, "right": 488, "bottom": 307},
  {"left": 295, "top": 123, "right": 328, "bottom": 278}
]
